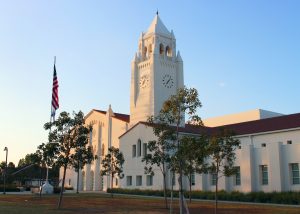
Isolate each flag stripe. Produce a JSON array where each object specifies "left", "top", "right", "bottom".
[{"left": 51, "top": 64, "right": 59, "bottom": 113}]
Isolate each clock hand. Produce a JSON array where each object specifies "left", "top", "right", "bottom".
[{"left": 166, "top": 77, "right": 171, "bottom": 84}]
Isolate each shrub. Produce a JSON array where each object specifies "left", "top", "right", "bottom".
[
  {"left": 108, "top": 188, "right": 300, "bottom": 205},
  {"left": 0, "top": 184, "right": 20, "bottom": 192},
  {"left": 65, "top": 186, "right": 74, "bottom": 190},
  {"left": 53, "top": 187, "right": 61, "bottom": 194}
]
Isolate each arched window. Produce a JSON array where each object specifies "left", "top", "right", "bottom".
[
  {"left": 137, "top": 139, "right": 142, "bottom": 157},
  {"left": 82, "top": 171, "right": 85, "bottom": 190},
  {"left": 148, "top": 44, "right": 152, "bottom": 55},
  {"left": 166, "top": 46, "right": 172, "bottom": 57},
  {"left": 101, "top": 143, "right": 105, "bottom": 156},
  {"left": 159, "top": 43, "right": 164, "bottom": 55},
  {"left": 90, "top": 170, "right": 94, "bottom": 190},
  {"left": 143, "top": 47, "right": 148, "bottom": 59}
]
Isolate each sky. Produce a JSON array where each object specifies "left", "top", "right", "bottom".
[{"left": 0, "top": 0, "right": 299, "bottom": 165}]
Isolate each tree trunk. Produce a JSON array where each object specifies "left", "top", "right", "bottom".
[
  {"left": 189, "top": 175, "right": 192, "bottom": 203},
  {"left": 178, "top": 174, "right": 184, "bottom": 214},
  {"left": 170, "top": 172, "right": 174, "bottom": 214},
  {"left": 39, "top": 166, "right": 43, "bottom": 198},
  {"left": 111, "top": 174, "right": 114, "bottom": 198},
  {"left": 76, "top": 164, "right": 80, "bottom": 194},
  {"left": 162, "top": 172, "right": 168, "bottom": 209},
  {"left": 58, "top": 165, "right": 67, "bottom": 209},
  {"left": 215, "top": 174, "right": 218, "bottom": 214}
]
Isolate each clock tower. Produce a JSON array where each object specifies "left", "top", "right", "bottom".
[{"left": 130, "top": 14, "right": 184, "bottom": 126}]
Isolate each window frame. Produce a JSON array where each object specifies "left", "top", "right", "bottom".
[
  {"left": 126, "top": 176, "right": 132, "bottom": 186},
  {"left": 146, "top": 175, "right": 153, "bottom": 186},
  {"left": 132, "top": 145, "right": 136, "bottom": 157},
  {"left": 191, "top": 172, "right": 195, "bottom": 186},
  {"left": 261, "top": 165, "right": 268, "bottom": 185},
  {"left": 143, "top": 143, "right": 147, "bottom": 157},
  {"left": 136, "top": 175, "right": 142, "bottom": 186},
  {"left": 291, "top": 163, "right": 300, "bottom": 185},
  {"left": 235, "top": 166, "right": 241, "bottom": 186},
  {"left": 137, "top": 140, "right": 142, "bottom": 157},
  {"left": 211, "top": 173, "right": 217, "bottom": 186}
]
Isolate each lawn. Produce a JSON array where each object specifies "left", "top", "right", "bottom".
[{"left": 0, "top": 193, "right": 299, "bottom": 214}]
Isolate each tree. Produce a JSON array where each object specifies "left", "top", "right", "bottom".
[
  {"left": 70, "top": 140, "right": 94, "bottom": 194},
  {"left": 206, "top": 128, "right": 240, "bottom": 214},
  {"left": 101, "top": 146, "right": 124, "bottom": 197},
  {"left": 160, "top": 87, "right": 202, "bottom": 214},
  {"left": 144, "top": 87, "right": 202, "bottom": 213},
  {"left": 18, "top": 153, "right": 41, "bottom": 168},
  {"left": 36, "top": 142, "right": 58, "bottom": 196},
  {"left": 142, "top": 117, "right": 176, "bottom": 209},
  {"left": 172, "top": 135, "right": 208, "bottom": 203},
  {"left": 43, "top": 111, "right": 95, "bottom": 209}
]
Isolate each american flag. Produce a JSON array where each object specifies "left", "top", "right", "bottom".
[{"left": 51, "top": 64, "right": 59, "bottom": 119}]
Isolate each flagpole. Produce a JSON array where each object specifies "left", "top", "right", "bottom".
[
  {"left": 46, "top": 56, "right": 56, "bottom": 183},
  {"left": 49, "top": 56, "right": 56, "bottom": 124},
  {"left": 46, "top": 56, "right": 56, "bottom": 185}
]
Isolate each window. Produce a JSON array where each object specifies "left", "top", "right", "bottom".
[
  {"left": 261, "top": 165, "right": 268, "bottom": 185},
  {"left": 143, "top": 143, "right": 147, "bottom": 157},
  {"left": 69, "top": 179, "right": 71, "bottom": 186},
  {"left": 235, "top": 166, "right": 241, "bottom": 186},
  {"left": 159, "top": 43, "right": 164, "bottom": 55},
  {"left": 89, "top": 130, "right": 93, "bottom": 145},
  {"left": 143, "top": 47, "right": 148, "bottom": 58},
  {"left": 137, "top": 140, "right": 142, "bottom": 157},
  {"left": 211, "top": 173, "right": 217, "bottom": 186},
  {"left": 126, "top": 176, "right": 132, "bottom": 186},
  {"left": 136, "top": 175, "right": 142, "bottom": 186},
  {"left": 261, "top": 143, "right": 266, "bottom": 147},
  {"left": 287, "top": 140, "right": 292, "bottom": 145},
  {"left": 132, "top": 145, "right": 136, "bottom": 157},
  {"left": 115, "top": 178, "right": 118, "bottom": 186},
  {"left": 291, "top": 163, "right": 300, "bottom": 184},
  {"left": 101, "top": 144, "right": 105, "bottom": 156},
  {"left": 191, "top": 173, "right": 195, "bottom": 186},
  {"left": 148, "top": 44, "right": 152, "bottom": 54},
  {"left": 146, "top": 175, "right": 153, "bottom": 186},
  {"left": 166, "top": 46, "right": 172, "bottom": 57}
]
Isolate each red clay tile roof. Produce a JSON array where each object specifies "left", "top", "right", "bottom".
[
  {"left": 119, "top": 113, "right": 300, "bottom": 138},
  {"left": 112, "top": 113, "right": 130, "bottom": 123},
  {"left": 93, "top": 109, "right": 106, "bottom": 114},
  {"left": 214, "top": 112, "right": 300, "bottom": 136},
  {"left": 93, "top": 109, "right": 130, "bottom": 123}
]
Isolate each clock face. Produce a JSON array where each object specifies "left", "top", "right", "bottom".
[
  {"left": 162, "top": 74, "right": 174, "bottom": 88},
  {"left": 139, "top": 75, "right": 149, "bottom": 89}
]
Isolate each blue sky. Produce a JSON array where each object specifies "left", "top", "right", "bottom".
[{"left": 0, "top": 0, "right": 299, "bottom": 164}]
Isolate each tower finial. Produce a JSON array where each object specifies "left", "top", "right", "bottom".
[{"left": 156, "top": 10, "right": 158, "bottom": 16}]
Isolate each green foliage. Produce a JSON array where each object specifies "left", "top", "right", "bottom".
[
  {"left": 0, "top": 184, "right": 20, "bottom": 192},
  {"left": 143, "top": 87, "right": 203, "bottom": 211},
  {"left": 53, "top": 187, "right": 61, "bottom": 194},
  {"left": 206, "top": 128, "right": 240, "bottom": 213},
  {"left": 43, "top": 111, "right": 95, "bottom": 169},
  {"left": 18, "top": 153, "right": 41, "bottom": 168},
  {"left": 64, "top": 186, "right": 74, "bottom": 190},
  {"left": 207, "top": 128, "right": 240, "bottom": 177},
  {"left": 101, "top": 147, "right": 125, "bottom": 182},
  {"left": 108, "top": 188, "right": 300, "bottom": 205},
  {"left": 43, "top": 110, "right": 95, "bottom": 208}
]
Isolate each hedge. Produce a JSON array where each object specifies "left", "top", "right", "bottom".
[
  {"left": 107, "top": 188, "right": 300, "bottom": 205},
  {"left": 0, "top": 185, "right": 20, "bottom": 192}
]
